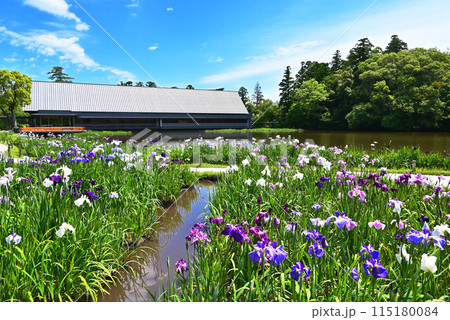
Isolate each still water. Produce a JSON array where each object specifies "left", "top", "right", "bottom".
[
  {"left": 99, "top": 181, "right": 214, "bottom": 302},
  {"left": 124, "top": 130, "right": 450, "bottom": 153}
]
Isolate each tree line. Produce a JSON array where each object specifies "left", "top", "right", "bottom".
[{"left": 239, "top": 35, "right": 450, "bottom": 131}]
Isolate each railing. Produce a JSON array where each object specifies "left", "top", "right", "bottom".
[{"left": 20, "top": 127, "right": 86, "bottom": 132}]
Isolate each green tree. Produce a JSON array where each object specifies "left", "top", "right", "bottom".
[
  {"left": 288, "top": 79, "right": 329, "bottom": 129},
  {"left": 186, "top": 84, "right": 195, "bottom": 89},
  {"left": 251, "top": 99, "right": 277, "bottom": 128},
  {"left": 238, "top": 86, "right": 250, "bottom": 104},
  {"left": 330, "top": 50, "right": 344, "bottom": 72},
  {"left": 347, "top": 38, "right": 374, "bottom": 71},
  {"left": 326, "top": 67, "right": 354, "bottom": 129},
  {"left": 47, "top": 66, "right": 73, "bottom": 82},
  {"left": 252, "top": 82, "right": 264, "bottom": 108},
  {"left": 295, "top": 61, "right": 330, "bottom": 87},
  {"left": 385, "top": 35, "right": 408, "bottom": 53},
  {"left": 118, "top": 81, "right": 133, "bottom": 86},
  {"left": 278, "top": 66, "right": 294, "bottom": 120},
  {"left": 348, "top": 48, "right": 450, "bottom": 130},
  {"left": 135, "top": 81, "right": 144, "bottom": 87},
  {"left": 0, "top": 70, "right": 32, "bottom": 129},
  {"left": 145, "top": 81, "right": 157, "bottom": 87}
]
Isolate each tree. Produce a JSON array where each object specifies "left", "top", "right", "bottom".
[
  {"left": 330, "top": 50, "right": 344, "bottom": 72},
  {"left": 0, "top": 70, "right": 32, "bottom": 129},
  {"left": 279, "top": 66, "right": 294, "bottom": 119},
  {"left": 347, "top": 38, "right": 374, "bottom": 71},
  {"left": 287, "top": 79, "right": 329, "bottom": 129},
  {"left": 251, "top": 99, "right": 277, "bottom": 128},
  {"left": 118, "top": 81, "right": 133, "bottom": 86},
  {"left": 347, "top": 48, "right": 450, "bottom": 130},
  {"left": 238, "top": 86, "right": 250, "bottom": 104},
  {"left": 186, "top": 84, "right": 195, "bottom": 89},
  {"left": 385, "top": 35, "right": 408, "bottom": 54},
  {"left": 145, "top": 81, "right": 157, "bottom": 87},
  {"left": 252, "top": 82, "right": 264, "bottom": 108},
  {"left": 47, "top": 66, "right": 73, "bottom": 82},
  {"left": 135, "top": 81, "right": 144, "bottom": 87},
  {"left": 295, "top": 61, "right": 330, "bottom": 87}
]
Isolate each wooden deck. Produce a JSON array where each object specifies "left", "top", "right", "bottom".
[{"left": 20, "top": 127, "right": 86, "bottom": 133}]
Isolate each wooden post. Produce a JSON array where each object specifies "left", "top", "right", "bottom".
[{"left": 412, "top": 160, "right": 416, "bottom": 173}]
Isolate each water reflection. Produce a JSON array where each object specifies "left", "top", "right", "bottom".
[
  {"left": 121, "top": 130, "right": 449, "bottom": 153},
  {"left": 99, "top": 181, "right": 214, "bottom": 302}
]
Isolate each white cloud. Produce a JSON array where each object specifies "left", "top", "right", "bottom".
[
  {"left": 148, "top": 45, "right": 159, "bottom": 51},
  {"left": 126, "top": 0, "right": 140, "bottom": 8},
  {"left": 0, "top": 26, "right": 135, "bottom": 81},
  {"left": 166, "top": 8, "right": 174, "bottom": 12},
  {"left": 23, "top": 0, "right": 90, "bottom": 31},
  {"left": 4, "top": 58, "right": 17, "bottom": 62},
  {"left": 208, "top": 57, "right": 224, "bottom": 63},
  {"left": 75, "top": 23, "right": 90, "bottom": 32}
]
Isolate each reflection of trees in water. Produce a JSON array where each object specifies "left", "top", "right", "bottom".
[{"left": 100, "top": 184, "right": 213, "bottom": 302}]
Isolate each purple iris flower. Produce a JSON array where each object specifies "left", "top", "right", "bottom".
[
  {"left": 405, "top": 229, "right": 424, "bottom": 245},
  {"left": 209, "top": 216, "right": 224, "bottom": 226},
  {"left": 315, "top": 182, "right": 324, "bottom": 189},
  {"left": 257, "top": 197, "right": 263, "bottom": 204},
  {"left": 249, "top": 226, "right": 269, "bottom": 242},
  {"left": 186, "top": 226, "right": 210, "bottom": 246},
  {"left": 221, "top": 224, "right": 251, "bottom": 244},
  {"left": 308, "top": 243, "right": 325, "bottom": 258},
  {"left": 360, "top": 244, "right": 380, "bottom": 260},
  {"left": 363, "top": 259, "right": 387, "bottom": 278},
  {"left": 285, "top": 223, "right": 297, "bottom": 232},
  {"left": 347, "top": 267, "right": 359, "bottom": 280},
  {"left": 254, "top": 211, "right": 269, "bottom": 226},
  {"left": 283, "top": 203, "right": 289, "bottom": 214},
  {"left": 265, "top": 241, "right": 288, "bottom": 266},
  {"left": 302, "top": 230, "right": 323, "bottom": 242},
  {"left": 319, "top": 177, "right": 330, "bottom": 182},
  {"left": 249, "top": 241, "right": 288, "bottom": 266},
  {"left": 83, "top": 191, "right": 98, "bottom": 200},
  {"left": 290, "top": 262, "right": 311, "bottom": 281},
  {"left": 312, "top": 203, "right": 321, "bottom": 210},
  {"left": 175, "top": 259, "right": 189, "bottom": 275},
  {"left": 249, "top": 241, "right": 267, "bottom": 265}
]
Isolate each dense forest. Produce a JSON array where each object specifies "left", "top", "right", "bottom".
[{"left": 239, "top": 35, "right": 450, "bottom": 131}]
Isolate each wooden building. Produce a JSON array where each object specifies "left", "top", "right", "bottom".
[{"left": 24, "top": 81, "right": 251, "bottom": 130}]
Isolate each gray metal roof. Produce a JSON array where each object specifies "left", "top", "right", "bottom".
[{"left": 25, "top": 81, "right": 249, "bottom": 115}]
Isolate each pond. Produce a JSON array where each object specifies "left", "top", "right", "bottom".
[
  {"left": 121, "top": 130, "right": 450, "bottom": 153},
  {"left": 99, "top": 181, "right": 214, "bottom": 302}
]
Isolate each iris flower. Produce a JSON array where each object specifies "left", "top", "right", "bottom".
[
  {"left": 363, "top": 259, "right": 387, "bottom": 278},
  {"left": 347, "top": 267, "right": 360, "bottom": 280},
  {"left": 360, "top": 244, "right": 380, "bottom": 261},
  {"left": 421, "top": 254, "right": 437, "bottom": 274},
  {"left": 290, "top": 262, "right": 311, "bottom": 281},
  {"left": 5, "top": 232, "right": 21, "bottom": 245},
  {"left": 308, "top": 243, "right": 325, "bottom": 257},
  {"left": 368, "top": 220, "right": 386, "bottom": 230},
  {"left": 74, "top": 195, "right": 92, "bottom": 207},
  {"left": 175, "top": 259, "right": 189, "bottom": 275},
  {"left": 56, "top": 222, "right": 75, "bottom": 238}
]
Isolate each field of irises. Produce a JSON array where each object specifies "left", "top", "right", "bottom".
[
  {"left": 0, "top": 132, "right": 195, "bottom": 301},
  {"left": 1, "top": 132, "right": 449, "bottom": 302},
  {"left": 163, "top": 138, "right": 450, "bottom": 302}
]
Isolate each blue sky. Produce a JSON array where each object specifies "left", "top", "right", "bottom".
[{"left": 1, "top": 0, "right": 449, "bottom": 101}]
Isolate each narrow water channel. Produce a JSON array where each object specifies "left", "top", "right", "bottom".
[{"left": 99, "top": 181, "right": 214, "bottom": 302}]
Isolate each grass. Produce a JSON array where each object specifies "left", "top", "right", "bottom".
[
  {"left": 0, "top": 134, "right": 196, "bottom": 301},
  {"left": 153, "top": 139, "right": 449, "bottom": 302}
]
